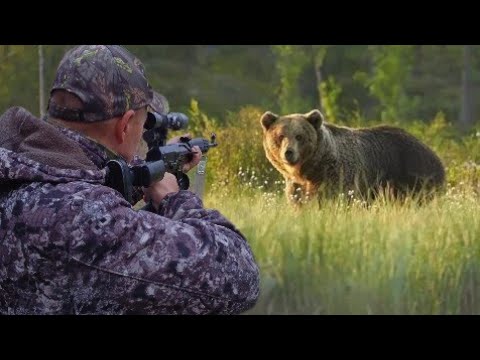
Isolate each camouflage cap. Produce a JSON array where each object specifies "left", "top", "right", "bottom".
[{"left": 47, "top": 45, "right": 169, "bottom": 122}]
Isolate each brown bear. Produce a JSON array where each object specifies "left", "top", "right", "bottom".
[{"left": 260, "top": 109, "right": 446, "bottom": 206}]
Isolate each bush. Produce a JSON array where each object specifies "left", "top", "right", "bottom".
[
  {"left": 183, "top": 101, "right": 479, "bottom": 198},
  {"left": 187, "top": 101, "right": 283, "bottom": 195}
]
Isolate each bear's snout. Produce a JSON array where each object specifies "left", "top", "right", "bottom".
[{"left": 284, "top": 149, "right": 297, "bottom": 164}]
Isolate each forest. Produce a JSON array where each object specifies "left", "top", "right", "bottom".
[{"left": 1, "top": 45, "right": 479, "bottom": 314}]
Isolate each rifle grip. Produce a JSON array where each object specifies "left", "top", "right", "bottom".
[{"left": 176, "top": 172, "right": 190, "bottom": 190}]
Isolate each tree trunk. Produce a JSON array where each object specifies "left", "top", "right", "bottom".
[
  {"left": 311, "top": 45, "right": 324, "bottom": 113},
  {"left": 38, "top": 45, "right": 45, "bottom": 118},
  {"left": 460, "top": 45, "right": 474, "bottom": 130},
  {"left": 314, "top": 61, "right": 323, "bottom": 112}
]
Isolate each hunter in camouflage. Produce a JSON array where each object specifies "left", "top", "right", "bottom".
[{"left": 0, "top": 45, "right": 260, "bottom": 315}]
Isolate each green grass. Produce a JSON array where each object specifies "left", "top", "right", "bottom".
[
  {"left": 203, "top": 183, "right": 480, "bottom": 315},
  {"left": 183, "top": 105, "right": 480, "bottom": 314}
]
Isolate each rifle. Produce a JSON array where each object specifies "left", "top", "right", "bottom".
[
  {"left": 105, "top": 110, "right": 218, "bottom": 211},
  {"left": 143, "top": 111, "right": 217, "bottom": 188}
]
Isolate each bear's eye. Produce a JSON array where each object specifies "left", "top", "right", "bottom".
[{"left": 295, "top": 135, "right": 303, "bottom": 141}]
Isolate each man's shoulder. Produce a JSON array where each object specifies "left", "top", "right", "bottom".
[
  {"left": 54, "top": 181, "right": 130, "bottom": 207},
  {"left": 11, "top": 180, "right": 131, "bottom": 213},
  {"left": 0, "top": 106, "right": 37, "bottom": 120}
]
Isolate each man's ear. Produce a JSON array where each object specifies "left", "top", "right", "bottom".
[
  {"left": 115, "top": 110, "right": 135, "bottom": 144},
  {"left": 260, "top": 111, "right": 279, "bottom": 132}
]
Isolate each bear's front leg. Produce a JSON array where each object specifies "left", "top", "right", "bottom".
[
  {"left": 304, "top": 183, "right": 319, "bottom": 203},
  {"left": 285, "top": 180, "right": 306, "bottom": 207}
]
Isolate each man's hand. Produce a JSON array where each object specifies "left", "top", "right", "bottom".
[
  {"left": 142, "top": 133, "right": 203, "bottom": 210},
  {"left": 167, "top": 133, "right": 203, "bottom": 172},
  {"left": 143, "top": 172, "right": 180, "bottom": 210}
]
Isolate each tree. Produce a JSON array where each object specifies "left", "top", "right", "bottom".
[
  {"left": 355, "top": 45, "right": 417, "bottom": 122},
  {"left": 272, "top": 45, "right": 329, "bottom": 114},
  {"left": 38, "top": 45, "right": 45, "bottom": 117},
  {"left": 460, "top": 45, "right": 474, "bottom": 130}
]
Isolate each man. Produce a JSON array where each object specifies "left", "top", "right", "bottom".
[{"left": 0, "top": 45, "right": 260, "bottom": 315}]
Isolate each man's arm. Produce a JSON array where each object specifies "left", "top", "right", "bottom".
[{"left": 66, "top": 185, "right": 260, "bottom": 315}]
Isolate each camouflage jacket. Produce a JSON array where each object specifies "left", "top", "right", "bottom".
[{"left": 0, "top": 107, "right": 260, "bottom": 315}]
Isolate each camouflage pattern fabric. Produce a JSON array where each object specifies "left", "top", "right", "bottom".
[
  {"left": 48, "top": 45, "right": 169, "bottom": 122},
  {"left": 0, "top": 107, "right": 260, "bottom": 315}
]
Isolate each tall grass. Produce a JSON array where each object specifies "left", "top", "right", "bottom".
[
  {"left": 203, "top": 183, "right": 480, "bottom": 314},
  {"left": 191, "top": 105, "right": 480, "bottom": 314}
]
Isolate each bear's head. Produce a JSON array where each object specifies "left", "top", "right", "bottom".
[{"left": 260, "top": 109, "right": 324, "bottom": 169}]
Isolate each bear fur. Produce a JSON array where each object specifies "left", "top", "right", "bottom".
[{"left": 260, "top": 109, "right": 446, "bottom": 206}]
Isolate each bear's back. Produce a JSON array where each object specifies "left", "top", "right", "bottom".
[{"left": 354, "top": 125, "right": 446, "bottom": 191}]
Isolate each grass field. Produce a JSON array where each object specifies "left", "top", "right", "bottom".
[
  {"left": 178, "top": 106, "right": 480, "bottom": 314},
  {"left": 203, "top": 182, "right": 480, "bottom": 315}
]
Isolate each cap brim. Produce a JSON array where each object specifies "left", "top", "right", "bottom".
[{"left": 149, "top": 91, "right": 170, "bottom": 115}]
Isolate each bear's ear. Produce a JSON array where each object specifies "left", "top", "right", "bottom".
[
  {"left": 260, "top": 111, "right": 279, "bottom": 131},
  {"left": 305, "top": 109, "right": 324, "bottom": 130}
]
